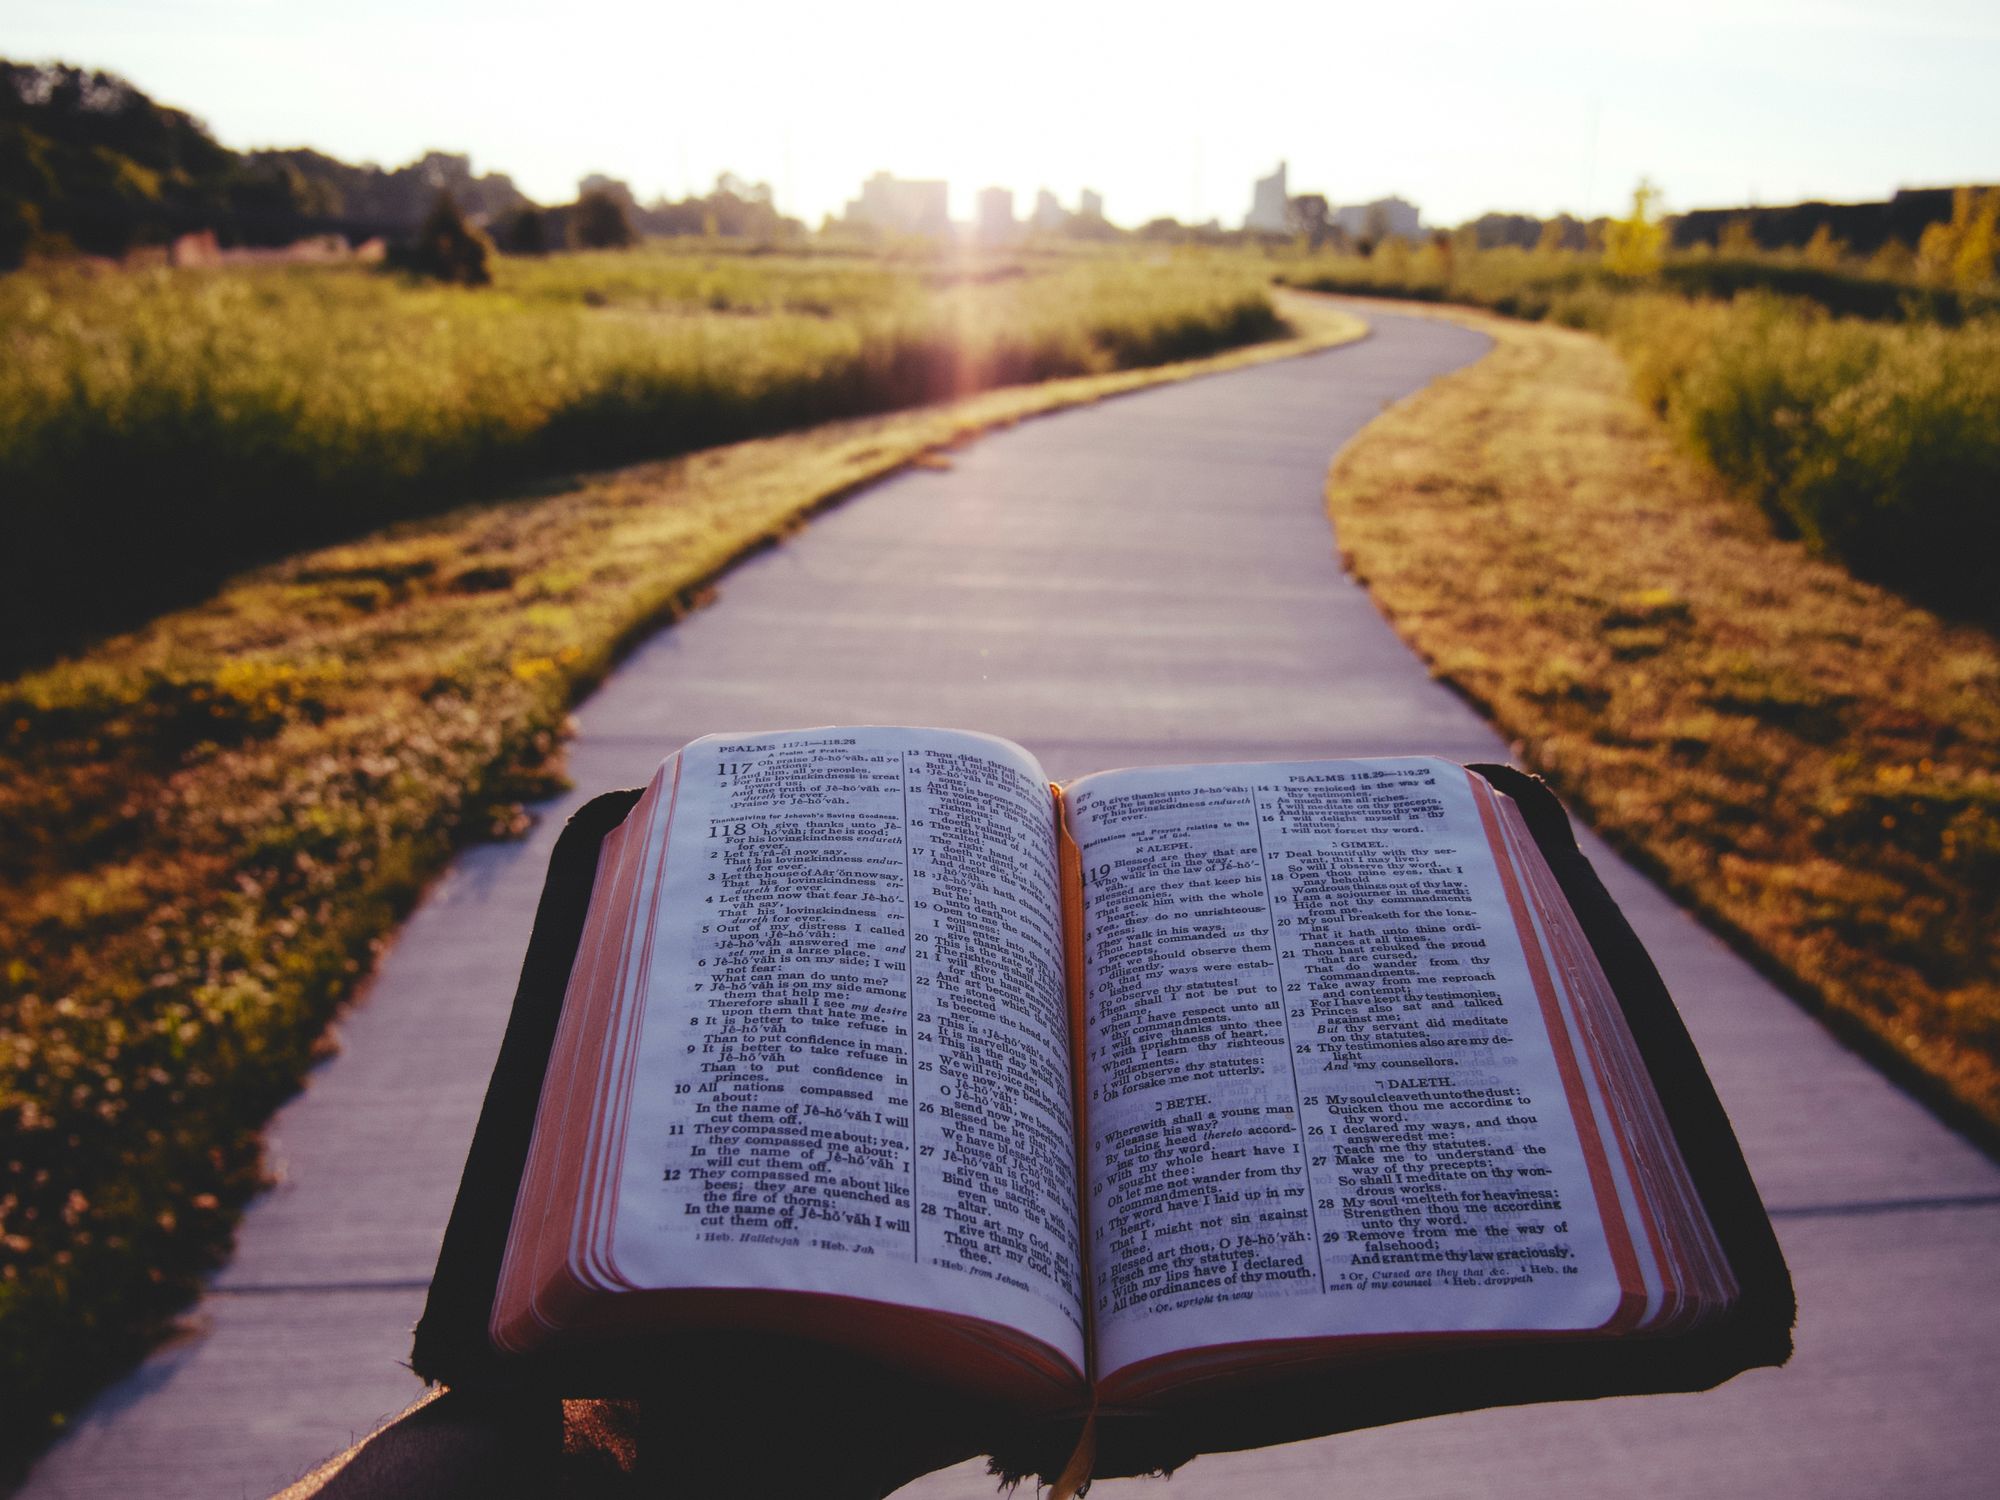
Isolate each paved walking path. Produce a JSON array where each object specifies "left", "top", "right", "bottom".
[{"left": 21, "top": 307, "right": 2000, "bottom": 1498}]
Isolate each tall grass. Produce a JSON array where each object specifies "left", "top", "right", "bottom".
[
  {"left": 1276, "top": 244, "right": 1997, "bottom": 326},
  {"left": 0, "top": 275, "right": 1347, "bottom": 1464},
  {"left": 1276, "top": 242, "right": 1644, "bottom": 329},
  {"left": 1278, "top": 245, "right": 2000, "bottom": 623},
  {"left": 1611, "top": 297, "right": 2000, "bottom": 613},
  {"left": 0, "top": 248, "right": 1281, "bottom": 670}
]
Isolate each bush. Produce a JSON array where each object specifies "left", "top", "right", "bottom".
[
  {"left": 1603, "top": 180, "right": 1665, "bottom": 278},
  {"left": 568, "top": 189, "right": 636, "bottom": 250},
  {"left": 491, "top": 204, "right": 549, "bottom": 256},
  {"left": 1275, "top": 238, "right": 2000, "bottom": 623},
  {"left": 1615, "top": 295, "right": 2000, "bottom": 618},
  {"left": 394, "top": 191, "right": 493, "bottom": 285},
  {"left": 1658, "top": 259, "right": 1992, "bottom": 324}
]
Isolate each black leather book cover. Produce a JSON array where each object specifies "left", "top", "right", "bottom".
[{"left": 413, "top": 768, "right": 1794, "bottom": 1482}]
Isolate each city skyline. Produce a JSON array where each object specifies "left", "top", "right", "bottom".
[{"left": 6, "top": 0, "right": 1997, "bottom": 230}]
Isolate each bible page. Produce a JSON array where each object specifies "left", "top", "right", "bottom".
[
  {"left": 604, "top": 728, "right": 1086, "bottom": 1370},
  {"left": 1065, "top": 758, "right": 1634, "bottom": 1383}
]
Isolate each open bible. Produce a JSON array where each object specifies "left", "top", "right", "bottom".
[{"left": 416, "top": 727, "right": 1793, "bottom": 1478}]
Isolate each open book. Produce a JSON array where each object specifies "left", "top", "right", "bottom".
[{"left": 475, "top": 727, "right": 1756, "bottom": 1427}]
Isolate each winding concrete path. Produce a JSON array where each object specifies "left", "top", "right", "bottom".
[{"left": 20, "top": 307, "right": 2000, "bottom": 1499}]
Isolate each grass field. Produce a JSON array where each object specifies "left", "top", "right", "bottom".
[
  {"left": 1275, "top": 242, "right": 1998, "bottom": 326},
  {"left": 1275, "top": 246, "right": 2000, "bottom": 625},
  {"left": 1321, "top": 296, "right": 2000, "bottom": 1155},
  {"left": 9, "top": 234, "right": 1996, "bottom": 1460},
  {"left": 1612, "top": 295, "right": 2000, "bottom": 615},
  {"left": 0, "top": 286, "right": 1363, "bottom": 1462},
  {"left": 1, "top": 244, "right": 1283, "bottom": 672}
]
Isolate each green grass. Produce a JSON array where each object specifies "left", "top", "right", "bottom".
[
  {"left": 1, "top": 244, "right": 1283, "bottom": 671},
  {"left": 0, "top": 287, "right": 1364, "bottom": 1466}
]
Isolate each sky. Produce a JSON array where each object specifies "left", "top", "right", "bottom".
[{"left": 6, "top": 0, "right": 1998, "bottom": 229}]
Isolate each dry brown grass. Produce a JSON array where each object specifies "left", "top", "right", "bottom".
[{"left": 1322, "top": 297, "right": 2000, "bottom": 1146}]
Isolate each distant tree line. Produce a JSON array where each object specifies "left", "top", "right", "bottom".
[
  {"left": 3, "top": 60, "right": 234, "bottom": 263},
  {"left": 9, "top": 56, "right": 1986, "bottom": 278},
  {"left": 1453, "top": 188, "right": 1997, "bottom": 278},
  {"left": 1457, "top": 211, "right": 1599, "bottom": 251},
  {"left": 235, "top": 146, "right": 531, "bottom": 237},
  {"left": 631, "top": 171, "right": 797, "bottom": 240},
  {"left": 1, "top": 60, "right": 804, "bottom": 271},
  {"left": 1670, "top": 188, "right": 1989, "bottom": 255},
  {"left": 486, "top": 171, "right": 803, "bottom": 256}
]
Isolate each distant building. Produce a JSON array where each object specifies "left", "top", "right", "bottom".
[
  {"left": 1332, "top": 195, "right": 1422, "bottom": 242},
  {"left": 843, "top": 172, "right": 950, "bottom": 236},
  {"left": 976, "top": 186, "right": 1017, "bottom": 242},
  {"left": 1246, "top": 161, "right": 1289, "bottom": 233},
  {"left": 1031, "top": 188, "right": 1066, "bottom": 231},
  {"left": 1078, "top": 188, "right": 1105, "bottom": 221},
  {"left": 715, "top": 171, "right": 775, "bottom": 207}
]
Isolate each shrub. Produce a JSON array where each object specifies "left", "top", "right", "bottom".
[
  {"left": 568, "top": 189, "right": 636, "bottom": 250},
  {"left": 1274, "top": 236, "right": 2000, "bottom": 623},
  {"left": 1615, "top": 295, "right": 2000, "bottom": 617},
  {"left": 1916, "top": 187, "right": 2000, "bottom": 290},
  {"left": 394, "top": 191, "right": 493, "bottom": 285},
  {"left": 1603, "top": 179, "right": 1666, "bottom": 278},
  {"left": 491, "top": 205, "right": 549, "bottom": 256}
]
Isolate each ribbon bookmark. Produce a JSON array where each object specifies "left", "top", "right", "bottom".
[{"left": 1048, "top": 1404, "right": 1098, "bottom": 1500}]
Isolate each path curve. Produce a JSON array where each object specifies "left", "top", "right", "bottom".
[{"left": 21, "top": 307, "right": 1999, "bottom": 1499}]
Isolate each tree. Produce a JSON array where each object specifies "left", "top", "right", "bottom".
[
  {"left": 0, "top": 194, "right": 41, "bottom": 267},
  {"left": 0, "top": 61, "right": 234, "bottom": 257},
  {"left": 1286, "top": 193, "right": 1330, "bottom": 251},
  {"left": 1867, "top": 237, "right": 1915, "bottom": 280},
  {"left": 226, "top": 155, "right": 340, "bottom": 221},
  {"left": 1801, "top": 223, "right": 1846, "bottom": 269},
  {"left": 578, "top": 173, "right": 638, "bottom": 211},
  {"left": 1717, "top": 215, "right": 1758, "bottom": 257},
  {"left": 1422, "top": 228, "right": 1456, "bottom": 283},
  {"left": 1360, "top": 200, "right": 1392, "bottom": 254},
  {"left": 1916, "top": 186, "right": 1999, "bottom": 290},
  {"left": 400, "top": 190, "right": 493, "bottom": 284},
  {"left": 1604, "top": 178, "right": 1665, "bottom": 277},
  {"left": 491, "top": 204, "right": 548, "bottom": 255},
  {"left": 569, "top": 188, "right": 637, "bottom": 249}
]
